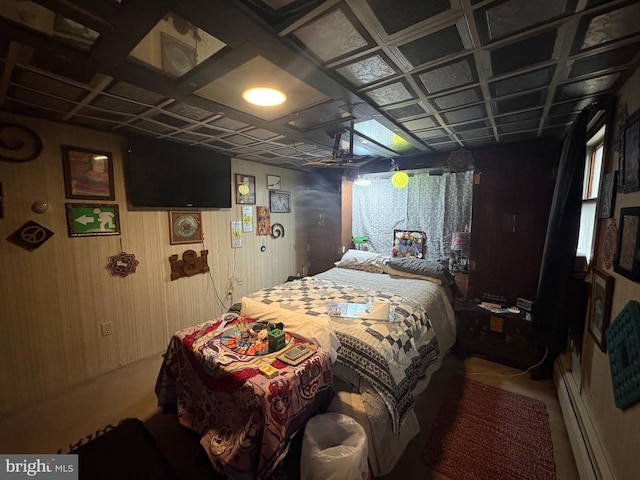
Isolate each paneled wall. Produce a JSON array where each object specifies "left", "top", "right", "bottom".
[{"left": 0, "top": 112, "right": 308, "bottom": 413}]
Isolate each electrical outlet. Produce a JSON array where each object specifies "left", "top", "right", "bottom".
[{"left": 101, "top": 322, "right": 113, "bottom": 336}]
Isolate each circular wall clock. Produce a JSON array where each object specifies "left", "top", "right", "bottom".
[{"left": 170, "top": 212, "right": 202, "bottom": 244}]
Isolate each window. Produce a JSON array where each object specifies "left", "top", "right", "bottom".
[{"left": 576, "top": 125, "right": 605, "bottom": 262}]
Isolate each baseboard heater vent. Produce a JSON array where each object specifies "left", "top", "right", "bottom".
[{"left": 553, "top": 353, "right": 615, "bottom": 480}]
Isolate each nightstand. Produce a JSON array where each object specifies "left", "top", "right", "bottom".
[
  {"left": 452, "top": 272, "right": 469, "bottom": 300},
  {"left": 455, "top": 303, "right": 537, "bottom": 369}
]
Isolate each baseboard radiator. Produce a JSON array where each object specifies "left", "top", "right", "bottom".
[{"left": 553, "top": 353, "right": 615, "bottom": 480}]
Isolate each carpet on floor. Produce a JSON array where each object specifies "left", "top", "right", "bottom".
[{"left": 422, "top": 377, "right": 556, "bottom": 480}]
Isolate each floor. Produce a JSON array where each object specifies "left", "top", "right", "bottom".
[{"left": 0, "top": 352, "right": 580, "bottom": 480}]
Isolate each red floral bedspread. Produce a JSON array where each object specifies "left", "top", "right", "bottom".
[{"left": 155, "top": 316, "right": 334, "bottom": 479}]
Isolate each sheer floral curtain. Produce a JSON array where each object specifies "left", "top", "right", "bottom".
[{"left": 352, "top": 171, "right": 473, "bottom": 261}]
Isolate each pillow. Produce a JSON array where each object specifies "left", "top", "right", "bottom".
[
  {"left": 334, "top": 249, "right": 389, "bottom": 274},
  {"left": 386, "top": 258, "right": 454, "bottom": 285},
  {"left": 386, "top": 268, "right": 442, "bottom": 285}
]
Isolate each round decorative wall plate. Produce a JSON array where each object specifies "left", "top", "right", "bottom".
[{"left": 169, "top": 211, "right": 202, "bottom": 244}]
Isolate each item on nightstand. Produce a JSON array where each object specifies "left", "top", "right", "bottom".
[
  {"left": 268, "top": 328, "right": 286, "bottom": 352},
  {"left": 516, "top": 297, "right": 535, "bottom": 312},
  {"left": 481, "top": 293, "right": 507, "bottom": 307}
]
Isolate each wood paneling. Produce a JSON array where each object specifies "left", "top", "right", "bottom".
[
  {"left": 0, "top": 112, "right": 308, "bottom": 413},
  {"left": 470, "top": 140, "right": 561, "bottom": 303}
]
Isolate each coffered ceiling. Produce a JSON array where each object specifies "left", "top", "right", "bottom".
[{"left": 1, "top": 0, "right": 639, "bottom": 170}]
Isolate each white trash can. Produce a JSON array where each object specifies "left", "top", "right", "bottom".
[{"left": 300, "top": 412, "right": 369, "bottom": 480}]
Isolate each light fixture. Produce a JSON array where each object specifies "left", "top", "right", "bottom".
[
  {"left": 390, "top": 159, "right": 409, "bottom": 189},
  {"left": 242, "top": 87, "right": 286, "bottom": 106},
  {"left": 450, "top": 231, "right": 471, "bottom": 272}
]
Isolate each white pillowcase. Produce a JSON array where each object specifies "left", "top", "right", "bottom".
[{"left": 334, "top": 249, "right": 390, "bottom": 274}]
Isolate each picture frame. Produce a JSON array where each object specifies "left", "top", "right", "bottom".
[
  {"left": 267, "top": 174, "right": 281, "bottom": 190},
  {"left": 392, "top": 230, "right": 426, "bottom": 258},
  {"left": 589, "top": 266, "right": 614, "bottom": 352},
  {"left": 235, "top": 174, "right": 256, "bottom": 205},
  {"left": 619, "top": 109, "right": 640, "bottom": 193},
  {"left": 614, "top": 206, "right": 640, "bottom": 281},
  {"left": 62, "top": 146, "right": 115, "bottom": 201},
  {"left": 599, "top": 171, "right": 617, "bottom": 219},
  {"left": 169, "top": 211, "right": 203, "bottom": 245},
  {"left": 65, "top": 203, "right": 120, "bottom": 237},
  {"left": 269, "top": 190, "right": 290, "bottom": 213}
]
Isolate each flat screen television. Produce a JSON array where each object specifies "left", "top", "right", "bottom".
[{"left": 125, "top": 136, "right": 232, "bottom": 208}]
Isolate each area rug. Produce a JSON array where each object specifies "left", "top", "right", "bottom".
[{"left": 422, "top": 377, "right": 556, "bottom": 480}]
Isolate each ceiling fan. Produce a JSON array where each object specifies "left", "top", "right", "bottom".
[{"left": 303, "top": 121, "right": 374, "bottom": 168}]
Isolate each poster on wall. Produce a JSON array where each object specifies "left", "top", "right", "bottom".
[
  {"left": 242, "top": 207, "right": 253, "bottom": 232},
  {"left": 231, "top": 221, "right": 242, "bottom": 248},
  {"left": 257, "top": 206, "right": 270, "bottom": 235}
]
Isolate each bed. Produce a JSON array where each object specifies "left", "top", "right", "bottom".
[
  {"left": 241, "top": 249, "right": 457, "bottom": 476},
  {"left": 156, "top": 249, "right": 456, "bottom": 478}
]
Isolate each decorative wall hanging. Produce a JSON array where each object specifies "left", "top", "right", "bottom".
[
  {"left": 392, "top": 230, "right": 426, "bottom": 258},
  {"left": 235, "top": 174, "right": 256, "bottom": 204},
  {"left": 169, "top": 250, "right": 209, "bottom": 281},
  {"left": 447, "top": 148, "right": 474, "bottom": 172},
  {"left": 269, "top": 190, "right": 290, "bottom": 213},
  {"left": 267, "top": 174, "right": 281, "bottom": 190},
  {"left": 231, "top": 221, "right": 242, "bottom": 248},
  {"left": 603, "top": 220, "right": 617, "bottom": 269},
  {"left": 242, "top": 207, "right": 253, "bottom": 232},
  {"left": 106, "top": 251, "right": 140, "bottom": 278},
  {"left": 161, "top": 33, "right": 197, "bottom": 77},
  {"left": 257, "top": 206, "right": 270, "bottom": 235},
  {"left": 606, "top": 300, "right": 640, "bottom": 410},
  {"left": 65, "top": 203, "right": 120, "bottom": 237},
  {"left": 589, "top": 266, "right": 614, "bottom": 352},
  {"left": 6, "top": 220, "right": 54, "bottom": 251},
  {"left": 613, "top": 206, "right": 640, "bottom": 281},
  {"left": 169, "top": 211, "right": 202, "bottom": 244},
  {"left": 619, "top": 108, "right": 640, "bottom": 193},
  {"left": 0, "top": 123, "right": 43, "bottom": 162},
  {"left": 599, "top": 171, "right": 617, "bottom": 218},
  {"left": 270, "top": 223, "right": 284, "bottom": 239},
  {"left": 62, "top": 146, "right": 115, "bottom": 200}
]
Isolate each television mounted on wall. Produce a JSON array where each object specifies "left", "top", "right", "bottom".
[{"left": 125, "top": 136, "right": 232, "bottom": 209}]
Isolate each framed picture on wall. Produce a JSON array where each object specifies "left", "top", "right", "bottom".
[
  {"left": 589, "top": 266, "right": 614, "bottom": 352},
  {"left": 267, "top": 174, "right": 281, "bottom": 190},
  {"left": 235, "top": 174, "right": 256, "bottom": 204},
  {"left": 619, "top": 109, "right": 640, "bottom": 193},
  {"left": 614, "top": 206, "right": 640, "bottom": 281},
  {"left": 169, "top": 211, "right": 203, "bottom": 244},
  {"left": 62, "top": 146, "right": 115, "bottom": 200},
  {"left": 269, "top": 190, "right": 290, "bottom": 213},
  {"left": 65, "top": 203, "right": 120, "bottom": 237},
  {"left": 598, "top": 171, "right": 617, "bottom": 219}
]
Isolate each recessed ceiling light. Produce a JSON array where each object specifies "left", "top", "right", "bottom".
[{"left": 242, "top": 87, "right": 286, "bottom": 106}]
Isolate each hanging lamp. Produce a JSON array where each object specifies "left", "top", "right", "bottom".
[{"left": 390, "top": 159, "right": 409, "bottom": 188}]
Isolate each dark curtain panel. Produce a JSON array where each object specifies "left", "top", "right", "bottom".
[{"left": 534, "top": 106, "right": 592, "bottom": 375}]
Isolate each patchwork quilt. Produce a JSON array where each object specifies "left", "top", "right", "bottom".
[{"left": 247, "top": 271, "right": 454, "bottom": 432}]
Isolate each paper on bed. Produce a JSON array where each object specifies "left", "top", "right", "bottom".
[{"left": 240, "top": 297, "right": 341, "bottom": 363}]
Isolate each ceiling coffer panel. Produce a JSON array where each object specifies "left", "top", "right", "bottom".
[{"left": 0, "top": 0, "right": 637, "bottom": 169}]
